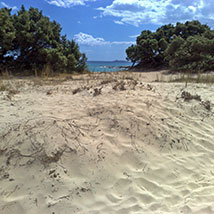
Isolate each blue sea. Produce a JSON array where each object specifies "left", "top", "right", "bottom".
[{"left": 87, "top": 61, "right": 132, "bottom": 72}]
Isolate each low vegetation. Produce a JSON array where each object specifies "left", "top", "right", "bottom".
[
  {"left": 181, "top": 91, "right": 211, "bottom": 111},
  {"left": 181, "top": 91, "right": 201, "bottom": 101}
]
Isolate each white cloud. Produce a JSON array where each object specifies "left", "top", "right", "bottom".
[
  {"left": 46, "top": 0, "right": 96, "bottom": 7},
  {"left": 111, "top": 41, "right": 134, "bottom": 45},
  {"left": 1, "top": 1, "right": 18, "bottom": 10},
  {"left": 74, "top": 32, "right": 109, "bottom": 46},
  {"left": 129, "top": 34, "right": 140, "bottom": 38},
  {"left": 74, "top": 32, "right": 135, "bottom": 46},
  {"left": 98, "top": 0, "right": 214, "bottom": 27},
  {"left": 114, "top": 20, "right": 124, "bottom": 25}
]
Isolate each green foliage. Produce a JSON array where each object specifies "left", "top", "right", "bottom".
[
  {"left": 137, "top": 37, "right": 159, "bottom": 64},
  {"left": 166, "top": 35, "right": 214, "bottom": 72},
  {"left": 126, "top": 45, "right": 140, "bottom": 66},
  {"left": 127, "top": 27, "right": 170, "bottom": 67},
  {"left": 174, "top": 21, "right": 209, "bottom": 39},
  {"left": 155, "top": 24, "right": 175, "bottom": 43},
  {"left": 126, "top": 20, "right": 214, "bottom": 72},
  {"left": 0, "top": 8, "right": 15, "bottom": 68},
  {"left": 67, "top": 54, "right": 78, "bottom": 71},
  {"left": 0, "top": 8, "right": 15, "bottom": 51},
  {"left": 0, "top": 5, "right": 87, "bottom": 75}
]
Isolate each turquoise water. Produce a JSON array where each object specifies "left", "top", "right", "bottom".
[{"left": 87, "top": 61, "right": 132, "bottom": 72}]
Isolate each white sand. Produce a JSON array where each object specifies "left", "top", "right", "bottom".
[{"left": 0, "top": 72, "right": 214, "bottom": 214}]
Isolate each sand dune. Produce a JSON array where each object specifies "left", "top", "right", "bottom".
[{"left": 0, "top": 72, "right": 214, "bottom": 213}]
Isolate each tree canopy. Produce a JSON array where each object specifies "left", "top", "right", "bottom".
[
  {"left": 126, "top": 20, "right": 214, "bottom": 72},
  {"left": 0, "top": 6, "right": 87, "bottom": 75}
]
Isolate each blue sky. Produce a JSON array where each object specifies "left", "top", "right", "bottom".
[{"left": 1, "top": 0, "right": 214, "bottom": 61}]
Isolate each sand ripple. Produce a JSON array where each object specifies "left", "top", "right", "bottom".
[{"left": 0, "top": 74, "right": 214, "bottom": 213}]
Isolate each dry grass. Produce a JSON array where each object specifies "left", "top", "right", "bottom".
[
  {"left": 30, "top": 73, "right": 74, "bottom": 87},
  {"left": 153, "top": 71, "right": 214, "bottom": 85},
  {"left": 168, "top": 72, "right": 214, "bottom": 84},
  {"left": 181, "top": 91, "right": 201, "bottom": 101},
  {"left": 201, "top": 100, "right": 212, "bottom": 111},
  {"left": 0, "top": 80, "right": 20, "bottom": 100},
  {"left": 180, "top": 91, "right": 212, "bottom": 111}
]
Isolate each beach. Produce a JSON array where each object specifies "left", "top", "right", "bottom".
[{"left": 0, "top": 71, "right": 214, "bottom": 214}]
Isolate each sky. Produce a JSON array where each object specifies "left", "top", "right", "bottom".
[{"left": 1, "top": 0, "right": 214, "bottom": 61}]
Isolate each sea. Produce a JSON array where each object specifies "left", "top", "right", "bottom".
[{"left": 87, "top": 61, "right": 132, "bottom": 72}]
